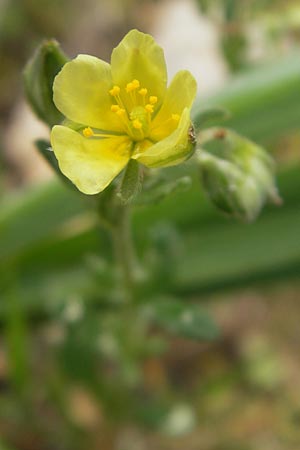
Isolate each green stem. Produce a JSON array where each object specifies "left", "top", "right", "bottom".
[{"left": 111, "top": 202, "right": 137, "bottom": 303}]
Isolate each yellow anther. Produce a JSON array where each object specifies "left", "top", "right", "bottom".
[
  {"left": 145, "top": 104, "right": 154, "bottom": 113},
  {"left": 111, "top": 104, "right": 120, "bottom": 113},
  {"left": 132, "top": 79, "right": 140, "bottom": 89},
  {"left": 172, "top": 114, "right": 180, "bottom": 122},
  {"left": 116, "top": 108, "right": 126, "bottom": 117},
  {"left": 83, "top": 127, "right": 94, "bottom": 138},
  {"left": 132, "top": 119, "right": 142, "bottom": 130},
  {"left": 149, "top": 96, "right": 158, "bottom": 105},
  {"left": 138, "top": 88, "right": 148, "bottom": 96},
  {"left": 126, "top": 82, "right": 135, "bottom": 93},
  {"left": 109, "top": 85, "right": 121, "bottom": 96}
]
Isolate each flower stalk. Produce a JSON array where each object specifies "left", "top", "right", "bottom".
[{"left": 111, "top": 201, "right": 137, "bottom": 303}]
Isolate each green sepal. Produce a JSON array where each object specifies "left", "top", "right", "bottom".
[
  {"left": 24, "top": 39, "right": 68, "bottom": 127},
  {"left": 117, "top": 159, "right": 142, "bottom": 205}
]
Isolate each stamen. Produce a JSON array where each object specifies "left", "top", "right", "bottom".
[
  {"left": 83, "top": 127, "right": 94, "bottom": 138},
  {"left": 132, "top": 79, "right": 140, "bottom": 89},
  {"left": 126, "top": 80, "right": 139, "bottom": 105},
  {"left": 126, "top": 82, "right": 135, "bottom": 93},
  {"left": 138, "top": 88, "right": 148, "bottom": 96},
  {"left": 114, "top": 108, "right": 131, "bottom": 134},
  {"left": 138, "top": 87, "right": 148, "bottom": 106},
  {"left": 111, "top": 105, "right": 120, "bottom": 112},
  {"left": 145, "top": 104, "right": 154, "bottom": 113},
  {"left": 82, "top": 127, "right": 114, "bottom": 139},
  {"left": 116, "top": 108, "right": 127, "bottom": 117},
  {"left": 109, "top": 85, "right": 126, "bottom": 111},
  {"left": 109, "top": 81, "right": 153, "bottom": 140},
  {"left": 109, "top": 85, "right": 120, "bottom": 96},
  {"left": 149, "top": 96, "right": 158, "bottom": 105}
]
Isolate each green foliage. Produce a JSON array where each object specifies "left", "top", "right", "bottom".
[
  {"left": 4, "top": 289, "right": 29, "bottom": 394},
  {"left": 221, "top": 32, "right": 248, "bottom": 72},
  {"left": 3, "top": 1, "right": 300, "bottom": 448},
  {"left": 195, "top": 0, "right": 248, "bottom": 71},
  {"left": 1, "top": 162, "right": 300, "bottom": 312},
  {"left": 145, "top": 298, "right": 220, "bottom": 341},
  {"left": 194, "top": 0, "right": 297, "bottom": 72},
  {"left": 2, "top": 37, "right": 300, "bottom": 445},
  {"left": 197, "top": 52, "right": 300, "bottom": 142},
  {"left": 0, "top": 181, "right": 85, "bottom": 269}
]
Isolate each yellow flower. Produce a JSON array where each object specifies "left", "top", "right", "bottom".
[{"left": 51, "top": 30, "right": 197, "bottom": 195}]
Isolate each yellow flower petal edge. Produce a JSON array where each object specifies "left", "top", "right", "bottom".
[
  {"left": 111, "top": 29, "right": 167, "bottom": 109},
  {"left": 53, "top": 55, "right": 123, "bottom": 132},
  {"left": 132, "top": 108, "right": 195, "bottom": 168},
  {"left": 150, "top": 70, "right": 197, "bottom": 142},
  {"left": 51, "top": 29, "right": 197, "bottom": 194},
  {"left": 51, "top": 125, "right": 132, "bottom": 194}
]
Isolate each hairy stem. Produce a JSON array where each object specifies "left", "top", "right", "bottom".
[{"left": 112, "top": 202, "right": 137, "bottom": 303}]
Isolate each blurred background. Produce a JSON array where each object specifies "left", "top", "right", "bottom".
[{"left": 1, "top": 0, "right": 300, "bottom": 449}]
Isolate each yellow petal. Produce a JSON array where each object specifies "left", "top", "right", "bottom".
[
  {"left": 51, "top": 126, "right": 132, "bottom": 195},
  {"left": 53, "top": 55, "right": 123, "bottom": 132},
  {"left": 150, "top": 70, "right": 197, "bottom": 141},
  {"left": 111, "top": 30, "right": 167, "bottom": 107},
  {"left": 132, "top": 108, "right": 195, "bottom": 168}
]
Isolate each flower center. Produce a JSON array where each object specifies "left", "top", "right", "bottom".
[
  {"left": 108, "top": 79, "right": 159, "bottom": 141},
  {"left": 82, "top": 79, "right": 181, "bottom": 142}
]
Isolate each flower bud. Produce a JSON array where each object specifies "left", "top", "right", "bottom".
[
  {"left": 198, "top": 130, "right": 281, "bottom": 222},
  {"left": 24, "top": 40, "right": 68, "bottom": 127}
]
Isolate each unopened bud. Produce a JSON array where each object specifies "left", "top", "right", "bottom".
[
  {"left": 197, "top": 130, "right": 281, "bottom": 222},
  {"left": 24, "top": 40, "right": 68, "bottom": 127}
]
